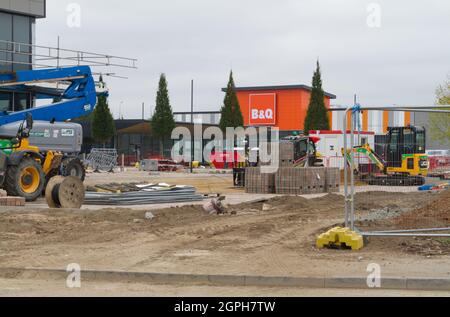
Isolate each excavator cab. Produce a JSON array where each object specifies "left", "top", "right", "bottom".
[{"left": 384, "top": 126, "right": 428, "bottom": 176}]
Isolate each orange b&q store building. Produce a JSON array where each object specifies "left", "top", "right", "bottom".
[{"left": 224, "top": 85, "right": 337, "bottom": 137}]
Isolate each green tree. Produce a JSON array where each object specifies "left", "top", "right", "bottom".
[
  {"left": 151, "top": 74, "right": 175, "bottom": 157},
  {"left": 304, "top": 61, "right": 330, "bottom": 134},
  {"left": 92, "top": 94, "right": 115, "bottom": 146},
  {"left": 430, "top": 79, "right": 450, "bottom": 146},
  {"left": 219, "top": 71, "right": 244, "bottom": 132}
]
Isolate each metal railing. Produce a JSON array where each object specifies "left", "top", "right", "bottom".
[{"left": 0, "top": 39, "right": 137, "bottom": 71}]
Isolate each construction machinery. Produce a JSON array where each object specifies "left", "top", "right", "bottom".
[
  {"left": 344, "top": 126, "right": 429, "bottom": 186},
  {"left": 0, "top": 66, "right": 100, "bottom": 201},
  {"left": 233, "top": 134, "right": 323, "bottom": 187}
]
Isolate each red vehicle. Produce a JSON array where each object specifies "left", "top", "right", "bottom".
[
  {"left": 210, "top": 151, "right": 245, "bottom": 169},
  {"left": 428, "top": 153, "right": 450, "bottom": 179}
]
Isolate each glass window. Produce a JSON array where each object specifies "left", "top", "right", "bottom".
[
  {"left": 12, "top": 15, "right": 31, "bottom": 71},
  {"left": 416, "top": 131, "right": 426, "bottom": 153},
  {"left": 403, "top": 128, "right": 415, "bottom": 154},
  {"left": 389, "top": 129, "right": 400, "bottom": 152},
  {"left": 13, "top": 93, "right": 31, "bottom": 112},
  {"left": 0, "top": 93, "right": 12, "bottom": 112},
  {"left": 0, "top": 13, "right": 13, "bottom": 72},
  {"left": 129, "top": 134, "right": 141, "bottom": 146}
]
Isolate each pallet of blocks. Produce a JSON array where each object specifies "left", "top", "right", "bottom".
[
  {"left": 279, "top": 142, "right": 295, "bottom": 167},
  {"left": 275, "top": 167, "right": 340, "bottom": 195},
  {"left": 305, "top": 167, "right": 327, "bottom": 194},
  {"left": 275, "top": 167, "right": 306, "bottom": 195},
  {"left": 325, "top": 167, "right": 340, "bottom": 193},
  {"left": 245, "top": 167, "right": 276, "bottom": 194}
]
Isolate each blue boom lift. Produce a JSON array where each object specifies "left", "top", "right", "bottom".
[{"left": 0, "top": 66, "right": 101, "bottom": 201}]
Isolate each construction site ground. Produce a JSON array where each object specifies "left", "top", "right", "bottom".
[{"left": 0, "top": 170, "right": 449, "bottom": 296}]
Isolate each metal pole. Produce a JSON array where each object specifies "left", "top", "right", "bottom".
[
  {"left": 362, "top": 232, "right": 450, "bottom": 238},
  {"left": 350, "top": 106, "right": 355, "bottom": 231},
  {"left": 330, "top": 105, "right": 450, "bottom": 111},
  {"left": 57, "top": 36, "right": 60, "bottom": 68},
  {"left": 369, "top": 227, "right": 450, "bottom": 234},
  {"left": 343, "top": 107, "right": 351, "bottom": 228},
  {"left": 190, "top": 79, "right": 194, "bottom": 174},
  {"left": 142, "top": 102, "right": 145, "bottom": 120}
]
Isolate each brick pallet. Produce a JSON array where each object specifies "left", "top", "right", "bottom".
[
  {"left": 245, "top": 167, "right": 275, "bottom": 194},
  {"left": 246, "top": 167, "right": 340, "bottom": 195},
  {"left": 325, "top": 167, "right": 340, "bottom": 193},
  {"left": 0, "top": 196, "right": 26, "bottom": 207}
]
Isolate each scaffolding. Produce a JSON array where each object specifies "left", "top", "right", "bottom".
[{"left": 0, "top": 39, "right": 137, "bottom": 73}]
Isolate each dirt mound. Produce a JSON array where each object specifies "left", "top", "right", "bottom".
[
  {"left": 392, "top": 189, "right": 450, "bottom": 229},
  {"left": 358, "top": 190, "right": 450, "bottom": 257}
]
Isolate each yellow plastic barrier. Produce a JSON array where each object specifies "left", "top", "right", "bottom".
[{"left": 316, "top": 227, "right": 364, "bottom": 251}]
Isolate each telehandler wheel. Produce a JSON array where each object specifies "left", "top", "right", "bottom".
[
  {"left": 5, "top": 157, "right": 46, "bottom": 202},
  {"left": 62, "top": 158, "right": 86, "bottom": 181}
]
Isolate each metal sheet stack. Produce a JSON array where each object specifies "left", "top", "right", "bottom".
[
  {"left": 245, "top": 167, "right": 340, "bottom": 195},
  {"left": 84, "top": 184, "right": 204, "bottom": 205}
]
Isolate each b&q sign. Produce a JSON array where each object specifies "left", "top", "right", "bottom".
[{"left": 249, "top": 93, "right": 276, "bottom": 126}]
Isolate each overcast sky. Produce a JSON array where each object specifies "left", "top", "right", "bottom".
[{"left": 36, "top": 0, "right": 450, "bottom": 119}]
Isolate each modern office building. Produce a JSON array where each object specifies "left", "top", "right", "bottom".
[{"left": 0, "top": 0, "right": 46, "bottom": 112}]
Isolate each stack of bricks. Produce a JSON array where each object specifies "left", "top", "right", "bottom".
[
  {"left": 0, "top": 196, "right": 26, "bottom": 207},
  {"left": 275, "top": 167, "right": 303, "bottom": 195},
  {"left": 279, "top": 142, "right": 295, "bottom": 167},
  {"left": 246, "top": 167, "right": 341, "bottom": 195},
  {"left": 325, "top": 167, "right": 340, "bottom": 193},
  {"left": 245, "top": 167, "right": 276, "bottom": 194}
]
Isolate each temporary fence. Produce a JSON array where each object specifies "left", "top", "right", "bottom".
[
  {"left": 337, "top": 104, "right": 450, "bottom": 240},
  {"left": 85, "top": 148, "right": 119, "bottom": 172}
]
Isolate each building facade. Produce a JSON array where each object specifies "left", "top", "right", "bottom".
[
  {"left": 223, "top": 85, "right": 336, "bottom": 138},
  {"left": 0, "top": 0, "right": 46, "bottom": 112}
]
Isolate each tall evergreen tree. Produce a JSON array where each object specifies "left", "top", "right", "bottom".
[
  {"left": 304, "top": 61, "right": 330, "bottom": 134},
  {"left": 151, "top": 74, "right": 175, "bottom": 157},
  {"left": 92, "top": 94, "right": 115, "bottom": 146},
  {"left": 219, "top": 71, "right": 244, "bottom": 132}
]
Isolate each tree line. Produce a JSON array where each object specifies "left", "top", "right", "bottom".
[{"left": 88, "top": 64, "right": 449, "bottom": 156}]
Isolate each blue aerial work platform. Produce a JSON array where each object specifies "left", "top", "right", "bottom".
[{"left": 0, "top": 66, "right": 101, "bottom": 125}]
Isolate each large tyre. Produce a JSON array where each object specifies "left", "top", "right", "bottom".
[
  {"left": 61, "top": 158, "right": 86, "bottom": 182},
  {"left": 5, "top": 157, "right": 46, "bottom": 202}
]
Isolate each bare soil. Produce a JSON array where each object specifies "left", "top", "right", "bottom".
[
  {"left": 0, "top": 189, "right": 449, "bottom": 279},
  {"left": 356, "top": 189, "right": 450, "bottom": 256}
]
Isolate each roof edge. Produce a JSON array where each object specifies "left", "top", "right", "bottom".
[{"left": 221, "top": 84, "right": 337, "bottom": 99}]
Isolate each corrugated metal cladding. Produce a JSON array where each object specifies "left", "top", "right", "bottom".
[
  {"left": 331, "top": 109, "right": 415, "bottom": 134},
  {"left": 0, "top": 0, "right": 46, "bottom": 18}
]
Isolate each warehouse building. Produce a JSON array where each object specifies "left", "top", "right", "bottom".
[{"left": 0, "top": 0, "right": 46, "bottom": 112}]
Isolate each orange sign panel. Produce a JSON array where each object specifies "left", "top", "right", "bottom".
[{"left": 248, "top": 93, "right": 277, "bottom": 126}]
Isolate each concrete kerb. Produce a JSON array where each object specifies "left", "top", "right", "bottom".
[{"left": 0, "top": 268, "right": 450, "bottom": 291}]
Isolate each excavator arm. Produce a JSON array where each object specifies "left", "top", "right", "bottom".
[{"left": 343, "top": 144, "right": 386, "bottom": 174}]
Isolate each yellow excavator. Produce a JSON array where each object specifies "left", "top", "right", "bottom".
[{"left": 344, "top": 126, "right": 429, "bottom": 186}]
